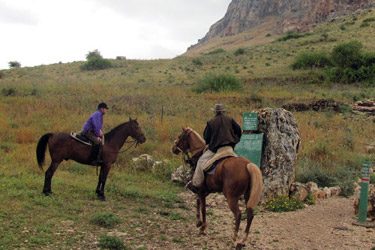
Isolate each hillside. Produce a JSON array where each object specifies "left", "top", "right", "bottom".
[
  {"left": 0, "top": 7, "right": 375, "bottom": 250},
  {"left": 186, "top": 0, "right": 375, "bottom": 55}
]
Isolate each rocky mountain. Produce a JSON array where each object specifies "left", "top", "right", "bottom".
[{"left": 188, "top": 0, "right": 375, "bottom": 51}]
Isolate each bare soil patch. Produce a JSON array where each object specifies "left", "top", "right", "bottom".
[{"left": 172, "top": 193, "right": 375, "bottom": 250}]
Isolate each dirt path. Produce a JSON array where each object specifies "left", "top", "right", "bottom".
[{"left": 176, "top": 193, "right": 375, "bottom": 250}]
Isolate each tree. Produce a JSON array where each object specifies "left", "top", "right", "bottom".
[
  {"left": 9, "top": 61, "right": 21, "bottom": 68},
  {"left": 80, "top": 49, "right": 112, "bottom": 71},
  {"left": 331, "top": 40, "right": 362, "bottom": 69},
  {"left": 85, "top": 49, "right": 102, "bottom": 61}
]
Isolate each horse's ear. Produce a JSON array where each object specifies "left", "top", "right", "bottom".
[
  {"left": 181, "top": 125, "right": 185, "bottom": 130},
  {"left": 129, "top": 116, "right": 132, "bottom": 121}
]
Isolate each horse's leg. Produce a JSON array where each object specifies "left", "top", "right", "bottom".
[
  {"left": 199, "top": 194, "right": 207, "bottom": 235},
  {"left": 241, "top": 207, "right": 254, "bottom": 245},
  {"left": 96, "top": 164, "right": 111, "bottom": 201},
  {"left": 42, "top": 161, "right": 60, "bottom": 195},
  {"left": 96, "top": 166, "right": 104, "bottom": 198},
  {"left": 196, "top": 197, "right": 203, "bottom": 228},
  {"left": 226, "top": 195, "right": 241, "bottom": 242}
]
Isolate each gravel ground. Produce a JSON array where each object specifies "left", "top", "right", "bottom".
[{"left": 175, "top": 193, "right": 375, "bottom": 250}]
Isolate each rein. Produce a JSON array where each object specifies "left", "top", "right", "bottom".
[{"left": 174, "top": 140, "right": 205, "bottom": 168}]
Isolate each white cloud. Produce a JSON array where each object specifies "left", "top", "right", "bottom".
[{"left": 0, "top": 0, "right": 230, "bottom": 69}]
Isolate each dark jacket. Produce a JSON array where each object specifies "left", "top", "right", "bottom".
[{"left": 203, "top": 113, "right": 242, "bottom": 153}]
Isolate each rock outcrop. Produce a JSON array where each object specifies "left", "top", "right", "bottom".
[
  {"left": 351, "top": 99, "right": 375, "bottom": 115},
  {"left": 132, "top": 154, "right": 163, "bottom": 171},
  {"left": 190, "top": 0, "right": 375, "bottom": 49},
  {"left": 171, "top": 164, "right": 192, "bottom": 184},
  {"left": 282, "top": 99, "right": 345, "bottom": 112},
  {"left": 256, "top": 108, "right": 301, "bottom": 200}
]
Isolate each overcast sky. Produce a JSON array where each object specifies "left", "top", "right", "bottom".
[{"left": 0, "top": 0, "right": 230, "bottom": 69}]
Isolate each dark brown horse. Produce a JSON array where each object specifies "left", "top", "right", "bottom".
[
  {"left": 172, "top": 127, "right": 263, "bottom": 249},
  {"left": 36, "top": 118, "right": 146, "bottom": 201}
]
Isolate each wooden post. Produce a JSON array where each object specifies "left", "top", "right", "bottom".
[{"left": 358, "top": 162, "right": 370, "bottom": 223}]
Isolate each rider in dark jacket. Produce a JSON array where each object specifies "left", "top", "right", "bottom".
[{"left": 187, "top": 102, "right": 242, "bottom": 193}]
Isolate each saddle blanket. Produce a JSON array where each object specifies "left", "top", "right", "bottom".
[{"left": 203, "top": 146, "right": 237, "bottom": 173}]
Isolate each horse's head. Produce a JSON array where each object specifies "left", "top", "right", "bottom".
[
  {"left": 172, "top": 127, "right": 191, "bottom": 155},
  {"left": 129, "top": 117, "right": 146, "bottom": 144}
]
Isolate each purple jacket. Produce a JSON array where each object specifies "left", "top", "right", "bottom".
[{"left": 82, "top": 110, "right": 103, "bottom": 137}]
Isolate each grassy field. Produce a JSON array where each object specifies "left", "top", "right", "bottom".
[{"left": 1, "top": 9, "right": 375, "bottom": 249}]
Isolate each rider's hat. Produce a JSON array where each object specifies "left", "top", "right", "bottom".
[
  {"left": 211, "top": 102, "right": 226, "bottom": 112},
  {"left": 98, "top": 102, "right": 109, "bottom": 109}
]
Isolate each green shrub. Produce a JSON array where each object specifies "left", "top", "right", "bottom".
[
  {"left": 91, "top": 212, "right": 121, "bottom": 228},
  {"left": 205, "top": 48, "right": 225, "bottom": 55},
  {"left": 2, "top": 87, "right": 17, "bottom": 96},
  {"left": 276, "top": 31, "right": 310, "bottom": 42},
  {"left": 362, "top": 52, "right": 375, "bottom": 66},
  {"left": 192, "top": 73, "right": 243, "bottom": 93},
  {"left": 363, "top": 17, "right": 375, "bottom": 23},
  {"left": 293, "top": 41, "right": 375, "bottom": 83},
  {"left": 98, "top": 234, "right": 126, "bottom": 250},
  {"left": 335, "top": 166, "right": 357, "bottom": 197},
  {"left": 234, "top": 48, "right": 245, "bottom": 56},
  {"left": 371, "top": 172, "right": 375, "bottom": 184},
  {"left": 264, "top": 196, "right": 304, "bottom": 212},
  {"left": 80, "top": 57, "right": 112, "bottom": 71},
  {"left": 192, "top": 58, "right": 203, "bottom": 66},
  {"left": 291, "top": 51, "right": 333, "bottom": 69},
  {"left": 332, "top": 40, "right": 362, "bottom": 69},
  {"left": 296, "top": 158, "right": 337, "bottom": 187},
  {"left": 305, "top": 193, "right": 316, "bottom": 205},
  {"left": 337, "top": 104, "right": 352, "bottom": 114}
]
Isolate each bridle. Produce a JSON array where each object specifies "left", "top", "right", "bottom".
[
  {"left": 174, "top": 128, "right": 205, "bottom": 166},
  {"left": 104, "top": 121, "right": 145, "bottom": 154},
  {"left": 129, "top": 121, "right": 145, "bottom": 147}
]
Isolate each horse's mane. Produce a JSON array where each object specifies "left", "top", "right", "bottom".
[
  {"left": 185, "top": 127, "right": 205, "bottom": 145},
  {"left": 104, "top": 120, "right": 132, "bottom": 141}
]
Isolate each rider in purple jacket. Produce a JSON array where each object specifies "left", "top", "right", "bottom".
[{"left": 81, "top": 102, "right": 108, "bottom": 165}]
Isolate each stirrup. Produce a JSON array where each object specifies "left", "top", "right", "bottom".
[{"left": 186, "top": 181, "right": 200, "bottom": 194}]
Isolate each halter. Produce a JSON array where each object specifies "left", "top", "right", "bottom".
[{"left": 174, "top": 128, "right": 205, "bottom": 165}]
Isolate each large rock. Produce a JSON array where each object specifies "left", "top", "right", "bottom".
[
  {"left": 290, "top": 181, "right": 342, "bottom": 201},
  {"left": 256, "top": 108, "right": 301, "bottom": 200},
  {"left": 289, "top": 182, "right": 308, "bottom": 201},
  {"left": 132, "top": 154, "right": 162, "bottom": 171},
  {"left": 171, "top": 164, "right": 192, "bottom": 184}
]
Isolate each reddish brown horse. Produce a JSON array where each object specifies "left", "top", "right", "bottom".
[
  {"left": 172, "top": 127, "right": 263, "bottom": 249},
  {"left": 36, "top": 118, "right": 146, "bottom": 201}
]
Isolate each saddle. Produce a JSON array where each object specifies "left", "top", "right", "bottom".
[
  {"left": 70, "top": 132, "right": 93, "bottom": 146},
  {"left": 70, "top": 132, "right": 105, "bottom": 165},
  {"left": 204, "top": 146, "right": 237, "bottom": 175}
]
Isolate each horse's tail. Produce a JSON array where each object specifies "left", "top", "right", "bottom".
[
  {"left": 36, "top": 133, "right": 53, "bottom": 171},
  {"left": 246, "top": 162, "right": 263, "bottom": 209}
]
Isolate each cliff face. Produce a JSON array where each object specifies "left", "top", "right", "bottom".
[{"left": 191, "top": 0, "right": 375, "bottom": 48}]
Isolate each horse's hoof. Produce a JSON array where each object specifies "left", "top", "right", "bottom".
[
  {"left": 199, "top": 230, "right": 206, "bottom": 235},
  {"left": 235, "top": 242, "right": 245, "bottom": 250},
  {"left": 97, "top": 195, "right": 106, "bottom": 201},
  {"left": 43, "top": 191, "right": 52, "bottom": 196},
  {"left": 196, "top": 221, "right": 203, "bottom": 228}
]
